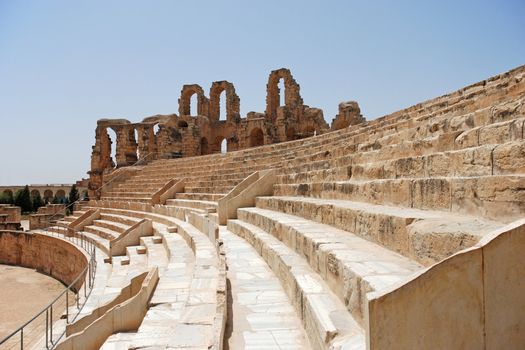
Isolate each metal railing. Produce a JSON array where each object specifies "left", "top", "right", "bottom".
[
  {"left": 0, "top": 152, "right": 158, "bottom": 349},
  {"left": 0, "top": 226, "right": 96, "bottom": 349}
]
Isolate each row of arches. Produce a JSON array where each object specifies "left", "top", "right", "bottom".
[
  {"left": 198, "top": 127, "right": 264, "bottom": 155},
  {"left": 179, "top": 81, "right": 240, "bottom": 122},
  {"left": 3, "top": 189, "right": 67, "bottom": 202},
  {"left": 180, "top": 70, "right": 297, "bottom": 123}
]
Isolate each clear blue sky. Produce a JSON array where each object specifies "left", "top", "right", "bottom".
[{"left": 0, "top": 0, "right": 523, "bottom": 185}]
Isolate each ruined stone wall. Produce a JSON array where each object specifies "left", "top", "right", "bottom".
[
  {"left": 331, "top": 101, "right": 366, "bottom": 130},
  {"left": 0, "top": 205, "right": 21, "bottom": 231},
  {"left": 88, "top": 68, "right": 341, "bottom": 197},
  {"left": 0, "top": 231, "right": 88, "bottom": 291}
]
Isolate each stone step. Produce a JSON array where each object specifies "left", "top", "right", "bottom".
[
  {"left": 103, "top": 191, "right": 153, "bottom": 198},
  {"left": 183, "top": 186, "right": 234, "bottom": 194},
  {"left": 226, "top": 220, "right": 366, "bottom": 349},
  {"left": 92, "top": 219, "right": 130, "bottom": 234},
  {"left": 175, "top": 192, "right": 226, "bottom": 202},
  {"left": 100, "top": 196, "right": 152, "bottom": 203},
  {"left": 139, "top": 236, "right": 169, "bottom": 271},
  {"left": 220, "top": 227, "right": 312, "bottom": 349},
  {"left": 80, "top": 230, "right": 111, "bottom": 255},
  {"left": 232, "top": 208, "right": 422, "bottom": 325},
  {"left": 274, "top": 174, "right": 525, "bottom": 223},
  {"left": 84, "top": 224, "right": 120, "bottom": 241},
  {"left": 99, "top": 213, "right": 142, "bottom": 226},
  {"left": 255, "top": 196, "right": 502, "bottom": 265},
  {"left": 165, "top": 199, "right": 218, "bottom": 211},
  {"left": 56, "top": 220, "right": 70, "bottom": 228},
  {"left": 185, "top": 179, "right": 242, "bottom": 188},
  {"left": 279, "top": 138, "right": 525, "bottom": 184}
]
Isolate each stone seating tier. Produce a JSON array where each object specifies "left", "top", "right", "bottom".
[{"left": 46, "top": 65, "right": 525, "bottom": 349}]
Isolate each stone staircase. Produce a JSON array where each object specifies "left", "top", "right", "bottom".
[{"left": 44, "top": 65, "right": 525, "bottom": 349}]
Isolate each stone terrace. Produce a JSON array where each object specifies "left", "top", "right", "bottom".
[{"left": 39, "top": 65, "right": 525, "bottom": 349}]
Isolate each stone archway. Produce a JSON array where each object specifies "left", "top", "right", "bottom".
[
  {"left": 249, "top": 128, "right": 264, "bottom": 147},
  {"left": 179, "top": 84, "right": 209, "bottom": 117},
  {"left": 43, "top": 190, "right": 53, "bottom": 202},
  {"left": 30, "top": 190, "right": 40, "bottom": 198},
  {"left": 265, "top": 68, "right": 303, "bottom": 120},
  {"left": 209, "top": 81, "right": 240, "bottom": 122}
]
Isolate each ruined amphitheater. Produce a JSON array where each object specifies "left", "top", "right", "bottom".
[{"left": 1, "top": 65, "right": 524, "bottom": 350}]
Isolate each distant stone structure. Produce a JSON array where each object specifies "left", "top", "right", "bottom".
[
  {"left": 0, "top": 183, "right": 88, "bottom": 203},
  {"left": 88, "top": 68, "right": 333, "bottom": 196},
  {"left": 29, "top": 204, "right": 66, "bottom": 230},
  {"left": 0, "top": 205, "right": 21, "bottom": 231},
  {"left": 331, "top": 101, "right": 366, "bottom": 130},
  {"left": 4, "top": 66, "right": 524, "bottom": 350}
]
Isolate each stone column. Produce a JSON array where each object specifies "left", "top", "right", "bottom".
[
  {"left": 136, "top": 124, "right": 157, "bottom": 162},
  {"left": 114, "top": 125, "right": 138, "bottom": 167},
  {"left": 88, "top": 126, "right": 113, "bottom": 199}
]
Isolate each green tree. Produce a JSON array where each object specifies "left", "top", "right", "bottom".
[
  {"left": 32, "top": 191, "right": 44, "bottom": 211},
  {"left": 82, "top": 190, "right": 89, "bottom": 201},
  {"left": 14, "top": 185, "right": 33, "bottom": 213},
  {"left": 52, "top": 194, "right": 59, "bottom": 204},
  {"left": 0, "top": 191, "right": 14, "bottom": 204},
  {"left": 68, "top": 184, "right": 79, "bottom": 207}
]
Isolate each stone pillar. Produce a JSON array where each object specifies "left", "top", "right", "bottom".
[
  {"left": 88, "top": 126, "right": 113, "bottom": 199},
  {"left": 136, "top": 124, "right": 157, "bottom": 162},
  {"left": 114, "top": 125, "right": 138, "bottom": 167}
]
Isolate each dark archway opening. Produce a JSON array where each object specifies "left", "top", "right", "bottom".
[
  {"left": 249, "top": 128, "right": 264, "bottom": 147},
  {"left": 43, "top": 190, "right": 53, "bottom": 203}
]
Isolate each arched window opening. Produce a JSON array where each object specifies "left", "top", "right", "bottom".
[
  {"left": 190, "top": 93, "right": 198, "bottom": 116},
  {"left": 30, "top": 190, "right": 40, "bottom": 198},
  {"left": 221, "top": 138, "right": 227, "bottom": 153},
  {"left": 134, "top": 129, "right": 140, "bottom": 160},
  {"left": 43, "top": 190, "right": 53, "bottom": 203},
  {"left": 249, "top": 128, "right": 264, "bottom": 147},
  {"left": 56, "top": 190, "right": 66, "bottom": 203},
  {"left": 305, "top": 126, "right": 316, "bottom": 138},
  {"left": 278, "top": 78, "right": 285, "bottom": 107},
  {"left": 200, "top": 137, "right": 209, "bottom": 155},
  {"left": 107, "top": 128, "right": 118, "bottom": 168},
  {"left": 178, "top": 120, "right": 188, "bottom": 128},
  {"left": 219, "top": 90, "right": 227, "bottom": 121}
]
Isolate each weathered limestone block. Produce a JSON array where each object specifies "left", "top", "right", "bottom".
[
  {"left": 479, "top": 118, "right": 524, "bottom": 145},
  {"left": 367, "top": 248, "right": 485, "bottom": 350},
  {"left": 394, "top": 157, "right": 425, "bottom": 178},
  {"left": 331, "top": 101, "right": 366, "bottom": 130},
  {"left": 427, "top": 145, "right": 494, "bottom": 177},
  {"left": 451, "top": 176, "right": 525, "bottom": 222},
  {"left": 411, "top": 178, "right": 451, "bottom": 210},
  {"left": 493, "top": 141, "right": 525, "bottom": 174},
  {"left": 407, "top": 218, "right": 497, "bottom": 265}
]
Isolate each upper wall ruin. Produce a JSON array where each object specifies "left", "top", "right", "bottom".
[{"left": 88, "top": 68, "right": 362, "bottom": 195}]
